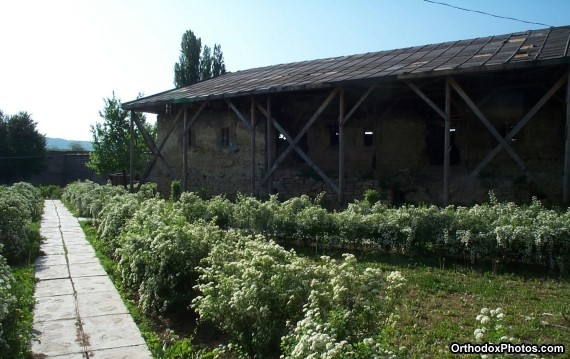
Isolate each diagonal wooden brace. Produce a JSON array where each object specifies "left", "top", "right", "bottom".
[
  {"left": 468, "top": 73, "right": 568, "bottom": 179},
  {"left": 227, "top": 99, "right": 253, "bottom": 132},
  {"left": 258, "top": 88, "right": 340, "bottom": 187},
  {"left": 448, "top": 76, "right": 554, "bottom": 200},
  {"left": 256, "top": 103, "right": 339, "bottom": 195},
  {"left": 405, "top": 80, "right": 446, "bottom": 120},
  {"left": 132, "top": 112, "right": 176, "bottom": 184}
]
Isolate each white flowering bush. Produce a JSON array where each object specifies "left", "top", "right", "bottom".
[
  {"left": 96, "top": 193, "right": 143, "bottom": 253},
  {"left": 473, "top": 307, "right": 510, "bottom": 344},
  {"left": 11, "top": 182, "right": 42, "bottom": 221},
  {"left": 62, "top": 180, "right": 126, "bottom": 218},
  {"left": 193, "top": 234, "right": 312, "bottom": 357},
  {"left": 0, "top": 250, "right": 17, "bottom": 354},
  {"left": 117, "top": 198, "right": 222, "bottom": 314},
  {"left": 0, "top": 186, "right": 33, "bottom": 264},
  {"left": 281, "top": 255, "right": 406, "bottom": 359}
]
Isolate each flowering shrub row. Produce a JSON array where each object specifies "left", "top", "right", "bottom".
[
  {"left": 0, "top": 182, "right": 42, "bottom": 263},
  {"left": 64, "top": 182, "right": 407, "bottom": 357},
  {"left": 0, "top": 182, "right": 43, "bottom": 356},
  {"left": 63, "top": 180, "right": 570, "bottom": 272},
  {"left": 178, "top": 192, "right": 570, "bottom": 271}
]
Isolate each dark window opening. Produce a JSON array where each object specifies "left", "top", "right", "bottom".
[
  {"left": 426, "top": 126, "right": 460, "bottom": 165},
  {"left": 329, "top": 126, "right": 339, "bottom": 146},
  {"left": 220, "top": 127, "right": 230, "bottom": 147},
  {"left": 364, "top": 130, "right": 374, "bottom": 147}
]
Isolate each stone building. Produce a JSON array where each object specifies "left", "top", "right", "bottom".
[{"left": 123, "top": 25, "right": 570, "bottom": 206}]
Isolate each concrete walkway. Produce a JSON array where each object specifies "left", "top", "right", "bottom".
[{"left": 32, "top": 200, "right": 152, "bottom": 358}]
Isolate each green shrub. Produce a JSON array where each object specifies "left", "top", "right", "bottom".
[
  {"left": 11, "top": 182, "right": 42, "bottom": 221},
  {"left": 38, "top": 185, "right": 63, "bottom": 200},
  {"left": 0, "top": 251, "right": 17, "bottom": 354},
  {"left": 193, "top": 235, "right": 312, "bottom": 357},
  {"left": 0, "top": 188, "right": 31, "bottom": 263},
  {"left": 117, "top": 198, "right": 221, "bottom": 314}
]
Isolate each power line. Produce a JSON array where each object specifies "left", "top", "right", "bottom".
[{"left": 423, "top": 0, "right": 553, "bottom": 28}]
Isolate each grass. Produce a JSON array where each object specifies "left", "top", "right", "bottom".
[{"left": 361, "top": 255, "right": 570, "bottom": 357}]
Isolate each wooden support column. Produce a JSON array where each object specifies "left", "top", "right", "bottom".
[
  {"left": 564, "top": 70, "right": 570, "bottom": 204},
  {"left": 338, "top": 88, "right": 345, "bottom": 204},
  {"left": 182, "top": 107, "right": 188, "bottom": 192},
  {"left": 251, "top": 98, "right": 256, "bottom": 193},
  {"left": 266, "top": 96, "right": 274, "bottom": 194},
  {"left": 443, "top": 79, "right": 451, "bottom": 205},
  {"left": 129, "top": 111, "right": 135, "bottom": 193}
]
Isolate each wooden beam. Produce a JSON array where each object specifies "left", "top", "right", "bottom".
[
  {"left": 266, "top": 96, "right": 274, "bottom": 194},
  {"left": 338, "top": 88, "right": 345, "bottom": 203},
  {"left": 562, "top": 70, "right": 570, "bottom": 205},
  {"left": 468, "top": 73, "right": 569, "bottom": 179},
  {"left": 342, "top": 86, "right": 376, "bottom": 125},
  {"left": 260, "top": 88, "right": 340, "bottom": 185},
  {"left": 448, "top": 76, "right": 554, "bottom": 201},
  {"left": 256, "top": 103, "right": 339, "bottom": 195},
  {"left": 443, "top": 80, "right": 451, "bottom": 205},
  {"left": 250, "top": 97, "right": 256, "bottom": 193},
  {"left": 182, "top": 107, "right": 188, "bottom": 192},
  {"left": 186, "top": 102, "right": 207, "bottom": 135},
  {"left": 132, "top": 112, "right": 176, "bottom": 183},
  {"left": 405, "top": 80, "right": 446, "bottom": 120},
  {"left": 227, "top": 99, "right": 253, "bottom": 132},
  {"left": 129, "top": 111, "right": 135, "bottom": 192}
]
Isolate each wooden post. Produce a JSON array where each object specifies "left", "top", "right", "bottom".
[
  {"left": 251, "top": 98, "right": 256, "bottom": 193},
  {"left": 182, "top": 107, "right": 188, "bottom": 192},
  {"left": 338, "top": 88, "right": 345, "bottom": 204},
  {"left": 562, "top": 70, "right": 570, "bottom": 205},
  {"left": 129, "top": 111, "right": 135, "bottom": 193},
  {"left": 443, "top": 79, "right": 451, "bottom": 205},
  {"left": 266, "top": 96, "right": 274, "bottom": 194}
]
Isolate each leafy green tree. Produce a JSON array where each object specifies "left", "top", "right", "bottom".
[
  {"left": 174, "top": 29, "right": 202, "bottom": 87},
  {"left": 69, "top": 141, "right": 85, "bottom": 151},
  {"left": 173, "top": 29, "right": 227, "bottom": 88},
  {"left": 212, "top": 44, "right": 226, "bottom": 77},
  {"left": 87, "top": 93, "right": 153, "bottom": 182},
  {"left": 200, "top": 45, "right": 213, "bottom": 81},
  {"left": 0, "top": 110, "right": 46, "bottom": 183}
]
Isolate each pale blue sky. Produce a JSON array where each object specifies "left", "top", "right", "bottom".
[{"left": 0, "top": 0, "right": 568, "bottom": 141}]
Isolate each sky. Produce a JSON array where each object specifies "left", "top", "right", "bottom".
[{"left": 0, "top": 0, "right": 569, "bottom": 141}]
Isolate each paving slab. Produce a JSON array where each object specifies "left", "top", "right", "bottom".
[
  {"left": 67, "top": 252, "right": 98, "bottom": 265},
  {"left": 51, "top": 353, "right": 87, "bottom": 359},
  {"left": 36, "top": 254, "right": 68, "bottom": 267},
  {"left": 32, "top": 318, "right": 85, "bottom": 356},
  {"left": 73, "top": 276, "right": 116, "bottom": 294},
  {"left": 69, "top": 262, "right": 108, "bottom": 278},
  {"left": 66, "top": 244, "right": 96, "bottom": 254},
  {"left": 35, "top": 264, "right": 70, "bottom": 280},
  {"left": 81, "top": 314, "right": 146, "bottom": 351},
  {"left": 77, "top": 291, "right": 128, "bottom": 317},
  {"left": 34, "top": 295, "right": 77, "bottom": 322},
  {"left": 40, "top": 245, "right": 66, "bottom": 255},
  {"left": 88, "top": 344, "right": 152, "bottom": 358},
  {"left": 35, "top": 278, "right": 75, "bottom": 298}
]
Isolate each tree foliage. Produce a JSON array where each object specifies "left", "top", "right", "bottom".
[
  {"left": 87, "top": 93, "right": 154, "bottom": 178},
  {"left": 0, "top": 110, "right": 46, "bottom": 183},
  {"left": 173, "top": 29, "right": 226, "bottom": 88}
]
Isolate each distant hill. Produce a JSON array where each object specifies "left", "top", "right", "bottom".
[{"left": 46, "top": 137, "right": 94, "bottom": 151}]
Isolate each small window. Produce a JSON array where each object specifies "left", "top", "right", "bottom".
[
  {"left": 363, "top": 130, "right": 374, "bottom": 147},
  {"left": 221, "top": 127, "right": 230, "bottom": 147}
]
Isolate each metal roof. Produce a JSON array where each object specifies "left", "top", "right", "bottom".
[{"left": 124, "top": 26, "right": 570, "bottom": 112}]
